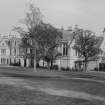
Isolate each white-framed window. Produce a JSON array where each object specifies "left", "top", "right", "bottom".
[
  {"left": 14, "top": 48, "right": 16, "bottom": 55},
  {"left": 1, "top": 49, "right": 6, "bottom": 55},
  {"left": 63, "top": 43, "right": 68, "bottom": 56},
  {"left": 27, "top": 48, "right": 30, "bottom": 54},
  {"left": 15, "top": 40, "right": 17, "bottom": 46},
  {"left": 75, "top": 50, "right": 78, "bottom": 56}
]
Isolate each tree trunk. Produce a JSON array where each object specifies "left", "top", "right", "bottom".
[
  {"left": 34, "top": 59, "right": 36, "bottom": 71},
  {"left": 36, "top": 62, "right": 39, "bottom": 68},
  {"left": 50, "top": 60, "right": 53, "bottom": 69},
  {"left": 47, "top": 62, "right": 50, "bottom": 70},
  {"left": 9, "top": 47, "right": 11, "bottom": 65},
  {"left": 10, "top": 47, "right": 11, "bottom": 56},
  {"left": 84, "top": 61, "right": 88, "bottom": 72},
  {"left": 34, "top": 48, "right": 37, "bottom": 71},
  {"left": 24, "top": 59, "right": 26, "bottom": 67},
  {"left": 43, "top": 59, "right": 44, "bottom": 67}
]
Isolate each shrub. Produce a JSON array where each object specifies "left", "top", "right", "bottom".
[
  {"left": 65, "top": 67, "right": 71, "bottom": 71},
  {"left": 60, "top": 67, "right": 70, "bottom": 71},
  {"left": 10, "top": 62, "right": 20, "bottom": 66},
  {"left": 94, "top": 67, "right": 99, "bottom": 71},
  {"left": 50, "top": 65, "right": 59, "bottom": 70},
  {"left": 61, "top": 67, "right": 65, "bottom": 71},
  {"left": 37, "top": 66, "right": 48, "bottom": 69}
]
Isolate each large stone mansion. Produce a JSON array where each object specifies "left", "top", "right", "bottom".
[
  {"left": 55, "top": 28, "right": 105, "bottom": 71},
  {"left": 0, "top": 28, "right": 105, "bottom": 71},
  {"left": 0, "top": 35, "right": 24, "bottom": 66}
]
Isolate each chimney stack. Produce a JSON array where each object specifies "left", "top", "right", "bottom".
[
  {"left": 68, "top": 26, "right": 72, "bottom": 31},
  {"left": 103, "top": 28, "right": 105, "bottom": 36}
]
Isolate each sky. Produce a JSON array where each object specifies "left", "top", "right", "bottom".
[{"left": 0, "top": 0, "right": 105, "bottom": 36}]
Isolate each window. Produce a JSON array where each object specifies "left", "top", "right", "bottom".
[
  {"left": 15, "top": 40, "right": 16, "bottom": 46},
  {"left": 63, "top": 43, "right": 68, "bottom": 56},
  {"left": 30, "top": 49, "right": 33, "bottom": 54},
  {"left": 75, "top": 50, "right": 78, "bottom": 56},
  {"left": 27, "top": 48, "right": 30, "bottom": 54},
  {"left": 14, "top": 49, "right": 16, "bottom": 55},
  {"left": 29, "top": 39, "right": 32, "bottom": 45},
  {"left": 1, "top": 49, "right": 6, "bottom": 55}
]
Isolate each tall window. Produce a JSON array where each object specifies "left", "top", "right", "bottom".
[
  {"left": 14, "top": 48, "right": 16, "bottom": 55},
  {"left": 15, "top": 40, "right": 17, "bottom": 46},
  {"left": 75, "top": 50, "right": 81, "bottom": 57},
  {"left": 1, "top": 49, "right": 6, "bottom": 55},
  {"left": 63, "top": 43, "right": 68, "bottom": 56},
  {"left": 30, "top": 49, "right": 33, "bottom": 54},
  {"left": 27, "top": 48, "right": 30, "bottom": 54},
  {"left": 75, "top": 50, "right": 78, "bottom": 56}
]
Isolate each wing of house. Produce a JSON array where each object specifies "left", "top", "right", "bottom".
[
  {"left": 0, "top": 36, "right": 10, "bottom": 64},
  {"left": 87, "top": 36, "right": 105, "bottom": 71},
  {"left": 56, "top": 29, "right": 105, "bottom": 71},
  {"left": 56, "top": 29, "right": 80, "bottom": 69}
]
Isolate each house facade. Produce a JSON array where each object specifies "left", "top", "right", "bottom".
[
  {"left": 0, "top": 35, "right": 22, "bottom": 66},
  {"left": 0, "top": 28, "right": 105, "bottom": 71},
  {"left": 9, "top": 37, "right": 24, "bottom": 66},
  {"left": 0, "top": 36, "right": 10, "bottom": 64},
  {"left": 55, "top": 29, "right": 81, "bottom": 70},
  {"left": 0, "top": 35, "right": 28, "bottom": 67},
  {"left": 56, "top": 28, "right": 105, "bottom": 71},
  {"left": 0, "top": 30, "right": 79, "bottom": 69}
]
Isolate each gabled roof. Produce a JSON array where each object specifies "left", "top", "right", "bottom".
[
  {"left": 0, "top": 36, "right": 9, "bottom": 46},
  {"left": 61, "top": 30, "right": 74, "bottom": 42},
  {"left": 61, "top": 29, "right": 105, "bottom": 49},
  {"left": 95, "top": 36, "right": 104, "bottom": 48}
]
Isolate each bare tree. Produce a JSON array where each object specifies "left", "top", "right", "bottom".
[
  {"left": 73, "top": 29, "right": 100, "bottom": 71},
  {"left": 14, "top": 3, "right": 43, "bottom": 71}
]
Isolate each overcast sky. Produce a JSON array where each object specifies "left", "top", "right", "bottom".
[{"left": 0, "top": 0, "right": 105, "bottom": 35}]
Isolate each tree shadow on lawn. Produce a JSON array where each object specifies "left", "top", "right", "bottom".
[
  {"left": 1, "top": 71, "right": 105, "bottom": 99},
  {"left": 0, "top": 84, "right": 104, "bottom": 105},
  {"left": 2, "top": 71, "right": 105, "bottom": 99},
  {"left": 25, "top": 77, "right": 105, "bottom": 98},
  {"left": 62, "top": 72, "right": 105, "bottom": 81},
  {"left": 0, "top": 72, "right": 61, "bottom": 79}
]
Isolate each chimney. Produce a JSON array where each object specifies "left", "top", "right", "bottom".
[
  {"left": 67, "top": 26, "right": 72, "bottom": 31},
  {"left": 61, "top": 26, "right": 64, "bottom": 30},
  {"left": 74, "top": 24, "right": 78, "bottom": 31},
  {"left": 103, "top": 28, "right": 105, "bottom": 36}
]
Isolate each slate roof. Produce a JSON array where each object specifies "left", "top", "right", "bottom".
[
  {"left": 61, "top": 30, "right": 74, "bottom": 42},
  {"left": 61, "top": 29, "right": 104, "bottom": 48},
  {"left": 95, "top": 36, "right": 104, "bottom": 48},
  {"left": 0, "top": 36, "right": 10, "bottom": 46}
]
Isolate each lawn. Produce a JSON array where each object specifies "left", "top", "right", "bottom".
[
  {"left": 0, "top": 67, "right": 105, "bottom": 104},
  {"left": 0, "top": 84, "right": 104, "bottom": 105}
]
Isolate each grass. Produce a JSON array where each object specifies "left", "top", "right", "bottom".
[
  {"left": 0, "top": 84, "right": 104, "bottom": 105},
  {"left": 0, "top": 67, "right": 105, "bottom": 104},
  {"left": 62, "top": 71, "right": 105, "bottom": 81},
  {"left": 1, "top": 66, "right": 105, "bottom": 81},
  {"left": 26, "top": 77, "right": 105, "bottom": 97},
  {"left": 1, "top": 67, "right": 105, "bottom": 97}
]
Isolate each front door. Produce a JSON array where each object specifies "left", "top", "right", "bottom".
[{"left": 99, "top": 63, "right": 105, "bottom": 71}]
